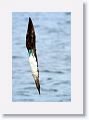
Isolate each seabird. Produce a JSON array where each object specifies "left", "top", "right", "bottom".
[{"left": 26, "top": 17, "right": 40, "bottom": 94}]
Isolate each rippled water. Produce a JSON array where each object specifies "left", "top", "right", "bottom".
[{"left": 12, "top": 12, "right": 71, "bottom": 102}]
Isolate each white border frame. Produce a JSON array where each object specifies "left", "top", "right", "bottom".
[{"left": 0, "top": 0, "right": 83, "bottom": 114}]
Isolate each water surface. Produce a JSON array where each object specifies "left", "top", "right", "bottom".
[{"left": 12, "top": 12, "right": 71, "bottom": 102}]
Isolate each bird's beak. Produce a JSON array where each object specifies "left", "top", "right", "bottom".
[{"left": 35, "top": 79, "right": 40, "bottom": 94}]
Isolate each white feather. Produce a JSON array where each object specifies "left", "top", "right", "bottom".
[{"left": 29, "top": 53, "right": 38, "bottom": 80}]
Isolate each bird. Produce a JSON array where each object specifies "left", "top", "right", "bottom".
[{"left": 26, "top": 17, "right": 40, "bottom": 94}]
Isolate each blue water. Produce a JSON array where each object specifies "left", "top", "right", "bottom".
[{"left": 12, "top": 12, "right": 71, "bottom": 102}]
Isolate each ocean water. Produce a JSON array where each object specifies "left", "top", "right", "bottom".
[{"left": 12, "top": 12, "right": 71, "bottom": 102}]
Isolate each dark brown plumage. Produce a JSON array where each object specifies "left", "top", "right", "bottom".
[
  {"left": 26, "top": 17, "right": 38, "bottom": 65},
  {"left": 26, "top": 17, "right": 35, "bottom": 50},
  {"left": 26, "top": 17, "right": 40, "bottom": 94}
]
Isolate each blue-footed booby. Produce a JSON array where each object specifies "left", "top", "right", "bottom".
[{"left": 26, "top": 17, "right": 40, "bottom": 94}]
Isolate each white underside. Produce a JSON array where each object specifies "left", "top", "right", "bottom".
[{"left": 29, "top": 54, "right": 38, "bottom": 81}]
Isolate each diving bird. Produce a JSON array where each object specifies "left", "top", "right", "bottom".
[{"left": 26, "top": 17, "right": 40, "bottom": 94}]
